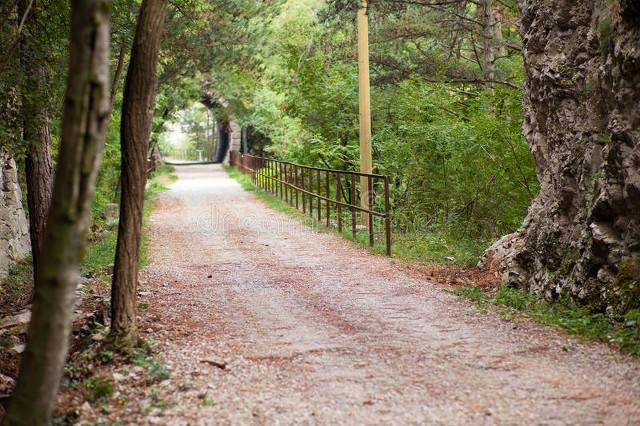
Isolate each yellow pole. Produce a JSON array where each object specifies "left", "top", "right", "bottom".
[{"left": 357, "top": 0, "right": 372, "bottom": 226}]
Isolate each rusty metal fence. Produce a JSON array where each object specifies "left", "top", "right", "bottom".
[{"left": 229, "top": 151, "right": 392, "bottom": 256}]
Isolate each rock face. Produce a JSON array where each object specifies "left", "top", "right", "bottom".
[
  {"left": 490, "top": 1, "right": 640, "bottom": 315},
  {"left": 0, "top": 149, "right": 30, "bottom": 278}
]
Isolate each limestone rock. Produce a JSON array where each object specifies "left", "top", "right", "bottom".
[
  {"left": 490, "top": 0, "right": 640, "bottom": 314},
  {"left": 0, "top": 373, "right": 15, "bottom": 398},
  {"left": 0, "top": 311, "right": 31, "bottom": 332},
  {"left": 0, "top": 148, "right": 30, "bottom": 278}
]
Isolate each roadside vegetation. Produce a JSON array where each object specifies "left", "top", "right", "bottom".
[
  {"left": 456, "top": 285, "right": 640, "bottom": 356},
  {"left": 0, "top": 165, "right": 177, "bottom": 420},
  {"left": 225, "top": 165, "right": 485, "bottom": 265},
  {"left": 0, "top": 165, "right": 177, "bottom": 312},
  {"left": 204, "top": 0, "right": 535, "bottom": 267}
]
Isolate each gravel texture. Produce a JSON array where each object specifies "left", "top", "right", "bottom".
[{"left": 79, "top": 164, "right": 640, "bottom": 425}]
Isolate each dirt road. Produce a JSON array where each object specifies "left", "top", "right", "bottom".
[{"left": 99, "top": 164, "right": 640, "bottom": 424}]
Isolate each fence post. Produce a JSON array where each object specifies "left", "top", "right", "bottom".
[
  {"left": 337, "top": 173, "right": 343, "bottom": 233},
  {"left": 301, "top": 167, "right": 306, "bottom": 214},
  {"left": 283, "top": 163, "right": 288, "bottom": 203},
  {"left": 325, "top": 172, "right": 330, "bottom": 228},
  {"left": 308, "top": 168, "right": 313, "bottom": 217},
  {"left": 368, "top": 176, "right": 374, "bottom": 247},
  {"left": 350, "top": 174, "right": 356, "bottom": 239},
  {"left": 384, "top": 176, "right": 392, "bottom": 256},
  {"left": 317, "top": 169, "right": 321, "bottom": 223},
  {"left": 278, "top": 161, "right": 286, "bottom": 200}
]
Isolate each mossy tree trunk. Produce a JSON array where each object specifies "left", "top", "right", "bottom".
[
  {"left": 490, "top": 0, "right": 640, "bottom": 315},
  {"left": 2, "top": 0, "right": 111, "bottom": 424},
  {"left": 18, "top": 0, "right": 54, "bottom": 279},
  {"left": 109, "top": 0, "right": 167, "bottom": 353}
]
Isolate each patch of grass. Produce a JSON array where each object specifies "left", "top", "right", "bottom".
[
  {"left": 376, "top": 231, "right": 486, "bottom": 265},
  {"left": 148, "top": 164, "right": 178, "bottom": 192},
  {"left": 99, "top": 350, "right": 115, "bottom": 364},
  {"left": 131, "top": 347, "right": 170, "bottom": 381},
  {"left": 81, "top": 166, "right": 176, "bottom": 276},
  {"left": 201, "top": 395, "right": 217, "bottom": 407},
  {"left": 83, "top": 377, "right": 116, "bottom": 401},
  {"left": 455, "top": 284, "right": 640, "bottom": 355},
  {"left": 225, "top": 165, "right": 485, "bottom": 266},
  {"left": 82, "top": 225, "right": 118, "bottom": 276},
  {"left": 0, "top": 257, "right": 33, "bottom": 299},
  {"left": 454, "top": 286, "right": 489, "bottom": 304}
]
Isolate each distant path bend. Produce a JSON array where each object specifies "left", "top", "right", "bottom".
[{"left": 107, "top": 164, "right": 640, "bottom": 424}]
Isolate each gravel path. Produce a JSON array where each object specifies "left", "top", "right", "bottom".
[{"left": 114, "top": 164, "right": 640, "bottom": 425}]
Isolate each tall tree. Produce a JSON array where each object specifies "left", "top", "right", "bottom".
[
  {"left": 19, "top": 0, "right": 54, "bottom": 279},
  {"left": 491, "top": 0, "right": 640, "bottom": 314},
  {"left": 1, "top": 0, "right": 111, "bottom": 423},
  {"left": 109, "top": 0, "right": 167, "bottom": 352}
]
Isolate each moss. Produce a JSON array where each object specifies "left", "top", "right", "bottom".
[
  {"left": 609, "top": 258, "right": 640, "bottom": 313},
  {"left": 83, "top": 377, "right": 116, "bottom": 401},
  {"left": 598, "top": 16, "right": 613, "bottom": 51},
  {"left": 548, "top": 258, "right": 576, "bottom": 286}
]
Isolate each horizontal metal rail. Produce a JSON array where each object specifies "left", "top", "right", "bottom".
[{"left": 229, "top": 151, "right": 392, "bottom": 256}]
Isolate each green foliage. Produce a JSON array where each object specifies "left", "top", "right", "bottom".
[
  {"left": 82, "top": 166, "right": 176, "bottom": 277},
  {"left": 81, "top": 225, "right": 118, "bottom": 277},
  {"left": 456, "top": 284, "right": 640, "bottom": 355},
  {"left": 83, "top": 377, "right": 116, "bottom": 401},
  {"left": 226, "top": 165, "right": 484, "bottom": 265},
  {"left": 92, "top": 112, "right": 123, "bottom": 228},
  {"left": 391, "top": 232, "right": 488, "bottom": 266},
  {"left": 0, "top": 257, "right": 33, "bottom": 297},
  {"left": 208, "top": 0, "right": 538, "bottom": 257},
  {"left": 99, "top": 351, "right": 115, "bottom": 364},
  {"left": 131, "top": 347, "right": 171, "bottom": 381}
]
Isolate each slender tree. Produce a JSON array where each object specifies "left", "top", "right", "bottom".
[
  {"left": 109, "top": 0, "right": 167, "bottom": 352},
  {"left": 19, "top": 0, "right": 54, "bottom": 278},
  {"left": 1, "top": 0, "right": 111, "bottom": 424}
]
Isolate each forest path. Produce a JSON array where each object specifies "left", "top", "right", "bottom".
[{"left": 110, "top": 164, "right": 640, "bottom": 424}]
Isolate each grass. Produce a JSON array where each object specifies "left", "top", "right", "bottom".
[
  {"left": 130, "top": 346, "right": 171, "bottom": 382},
  {"left": 224, "top": 165, "right": 483, "bottom": 265},
  {"left": 83, "top": 377, "right": 116, "bottom": 401},
  {"left": 0, "top": 258, "right": 33, "bottom": 298},
  {"left": 81, "top": 164, "right": 177, "bottom": 277},
  {"left": 1, "top": 165, "right": 177, "bottom": 314},
  {"left": 455, "top": 283, "right": 640, "bottom": 355}
]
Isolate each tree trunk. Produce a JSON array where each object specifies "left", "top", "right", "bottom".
[
  {"left": 480, "top": 0, "right": 496, "bottom": 82},
  {"left": 109, "top": 0, "right": 167, "bottom": 353},
  {"left": 110, "top": 39, "right": 127, "bottom": 108},
  {"left": 24, "top": 112, "right": 54, "bottom": 276},
  {"left": 18, "top": 0, "right": 55, "bottom": 279},
  {"left": 214, "top": 119, "right": 230, "bottom": 163},
  {"left": 2, "top": 0, "right": 111, "bottom": 423},
  {"left": 487, "top": 0, "right": 640, "bottom": 316}
]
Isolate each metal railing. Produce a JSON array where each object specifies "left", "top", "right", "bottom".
[{"left": 229, "top": 151, "right": 392, "bottom": 256}]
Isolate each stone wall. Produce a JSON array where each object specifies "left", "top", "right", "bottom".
[
  {"left": 0, "top": 149, "right": 30, "bottom": 278},
  {"left": 224, "top": 120, "right": 242, "bottom": 164}
]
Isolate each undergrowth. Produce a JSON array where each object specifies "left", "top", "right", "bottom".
[
  {"left": 82, "top": 164, "right": 176, "bottom": 278},
  {"left": 224, "top": 165, "right": 484, "bottom": 265},
  {"left": 1, "top": 165, "right": 177, "bottom": 310},
  {"left": 455, "top": 284, "right": 640, "bottom": 356}
]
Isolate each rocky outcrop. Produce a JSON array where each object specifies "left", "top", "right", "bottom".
[
  {"left": 489, "top": 0, "right": 640, "bottom": 315},
  {"left": 0, "top": 149, "right": 30, "bottom": 278}
]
